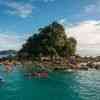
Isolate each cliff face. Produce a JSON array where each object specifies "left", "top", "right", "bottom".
[{"left": 17, "top": 22, "right": 77, "bottom": 60}]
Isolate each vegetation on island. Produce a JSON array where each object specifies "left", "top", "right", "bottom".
[{"left": 17, "top": 22, "right": 77, "bottom": 61}]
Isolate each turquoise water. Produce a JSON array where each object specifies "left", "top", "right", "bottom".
[{"left": 0, "top": 65, "right": 100, "bottom": 100}]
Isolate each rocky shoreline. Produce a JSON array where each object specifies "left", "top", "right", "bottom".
[
  {"left": 1, "top": 56, "right": 100, "bottom": 72},
  {"left": 20, "top": 60, "right": 100, "bottom": 72}
]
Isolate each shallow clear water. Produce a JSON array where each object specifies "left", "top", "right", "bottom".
[{"left": 0, "top": 65, "right": 100, "bottom": 100}]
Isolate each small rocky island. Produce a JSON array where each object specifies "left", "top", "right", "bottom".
[
  {"left": 15, "top": 22, "right": 100, "bottom": 71},
  {"left": 17, "top": 22, "right": 77, "bottom": 70},
  {"left": 0, "top": 22, "right": 100, "bottom": 71}
]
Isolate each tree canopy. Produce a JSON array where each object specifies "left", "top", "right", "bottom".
[{"left": 18, "top": 22, "right": 77, "bottom": 60}]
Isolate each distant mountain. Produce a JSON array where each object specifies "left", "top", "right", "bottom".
[{"left": 0, "top": 50, "right": 17, "bottom": 58}]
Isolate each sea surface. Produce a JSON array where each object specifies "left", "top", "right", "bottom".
[{"left": 0, "top": 64, "right": 100, "bottom": 100}]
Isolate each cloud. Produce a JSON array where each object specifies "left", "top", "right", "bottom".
[
  {"left": 74, "top": 1, "right": 100, "bottom": 21},
  {"left": 66, "top": 20, "right": 100, "bottom": 56},
  {"left": 3, "top": 1, "right": 35, "bottom": 18},
  {"left": 0, "top": 34, "right": 19, "bottom": 50},
  {"left": 84, "top": 4, "right": 100, "bottom": 15},
  {"left": 58, "top": 18, "right": 66, "bottom": 24},
  {"left": 84, "top": 4, "right": 96, "bottom": 14},
  {"left": 1, "top": 0, "right": 55, "bottom": 18},
  {"left": 0, "top": 32, "right": 29, "bottom": 51}
]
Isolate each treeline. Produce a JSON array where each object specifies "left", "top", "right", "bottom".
[{"left": 17, "top": 22, "right": 77, "bottom": 60}]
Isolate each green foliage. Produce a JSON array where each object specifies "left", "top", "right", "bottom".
[
  {"left": 18, "top": 22, "right": 77, "bottom": 60},
  {"left": 67, "top": 37, "right": 77, "bottom": 56}
]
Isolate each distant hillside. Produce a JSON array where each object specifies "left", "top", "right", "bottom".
[{"left": 0, "top": 50, "right": 17, "bottom": 58}]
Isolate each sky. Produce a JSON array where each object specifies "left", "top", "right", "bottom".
[{"left": 0, "top": 0, "right": 100, "bottom": 56}]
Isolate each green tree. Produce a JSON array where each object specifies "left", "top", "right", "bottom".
[
  {"left": 18, "top": 22, "right": 77, "bottom": 60},
  {"left": 67, "top": 37, "right": 77, "bottom": 56}
]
